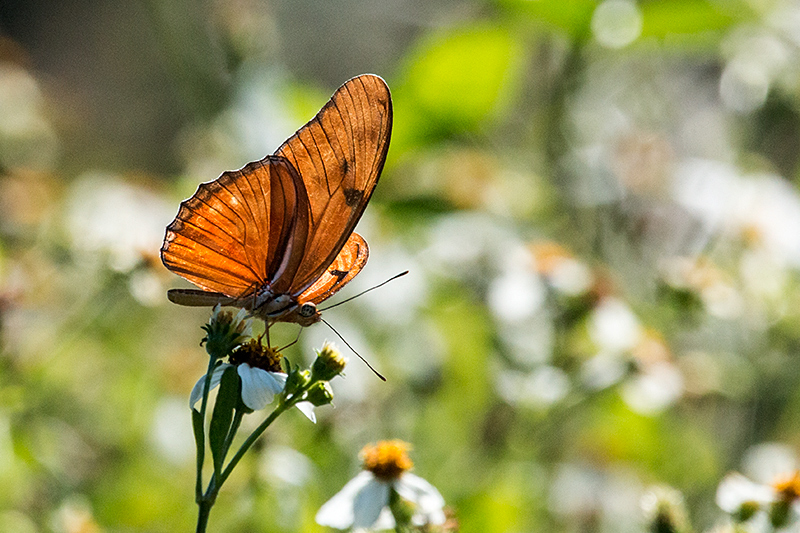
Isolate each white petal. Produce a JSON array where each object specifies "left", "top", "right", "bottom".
[
  {"left": 352, "top": 477, "right": 390, "bottom": 528},
  {"left": 189, "top": 364, "right": 232, "bottom": 408},
  {"left": 238, "top": 365, "right": 286, "bottom": 410},
  {"left": 316, "top": 471, "right": 374, "bottom": 528},
  {"left": 716, "top": 472, "right": 774, "bottom": 513},
  {"left": 396, "top": 473, "right": 447, "bottom": 525},
  {"left": 295, "top": 401, "right": 316, "bottom": 423}
]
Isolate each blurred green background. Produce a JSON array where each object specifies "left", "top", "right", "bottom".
[{"left": 3, "top": 0, "right": 800, "bottom": 531}]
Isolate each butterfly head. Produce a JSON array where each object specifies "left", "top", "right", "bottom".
[
  {"left": 249, "top": 292, "right": 322, "bottom": 327},
  {"left": 278, "top": 301, "right": 321, "bottom": 327}
]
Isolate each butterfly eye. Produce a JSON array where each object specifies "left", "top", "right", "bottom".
[{"left": 299, "top": 303, "right": 317, "bottom": 318}]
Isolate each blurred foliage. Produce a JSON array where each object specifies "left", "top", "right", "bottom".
[{"left": 4, "top": 0, "right": 800, "bottom": 532}]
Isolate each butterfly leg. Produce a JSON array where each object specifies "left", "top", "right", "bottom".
[
  {"left": 264, "top": 319, "right": 272, "bottom": 348},
  {"left": 278, "top": 327, "right": 303, "bottom": 352}
]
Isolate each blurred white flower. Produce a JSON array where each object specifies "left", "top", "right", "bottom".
[
  {"left": 425, "top": 212, "right": 521, "bottom": 277},
  {"left": 0, "top": 63, "right": 60, "bottom": 171},
  {"left": 581, "top": 352, "right": 629, "bottom": 390},
  {"left": 549, "top": 463, "right": 643, "bottom": 529},
  {"left": 530, "top": 241, "right": 594, "bottom": 296},
  {"left": 641, "top": 486, "right": 690, "bottom": 533},
  {"left": 592, "top": 0, "right": 643, "bottom": 49},
  {"left": 497, "top": 313, "right": 555, "bottom": 367},
  {"left": 548, "top": 258, "right": 593, "bottom": 296},
  {"left": 717, "top": 449, "right": 800, "bottom": 529},
  {"left": 620, "top": 361, "right": 684, "bottom": 415},
  {"left": 674, "top": 161, "right": 800, "bottom": 269},
  {"left": 720, "top": 58, "right": 770, "bottom": 113},
  {"left": 495, "top": 366, "right": 570, "bottom": 408},
  {"left": 743, "top": 443, "right": 799, "bottom": 485},
  {"left": 150, "top": 396, "right": 195, "bottom": 465},
  {"left": 716, "top": 472, "right": 774, "bottom": 514},
  {"left": 672, "top": 159, "right": 740, "bottom": 232},
  {"left": 316, "top": 441, "right": 446, "bottom": 531},
  {"left": 66, "top": 173, "right": 174, "bottom": 272},
  {"left": 488, "top": 268, "right": 545, "bottom": 323},
  {"left": 260, "top": 445, "right": 314, "bottom": 488},
  {"left": 588, "top": 297, "right": 642, "bottom": 353},
  {"left": 51, "top": 495, "right": 101, "bottom": 533},
  {"left": 354, "top": 239, "right": 427, "bottom": 326}
]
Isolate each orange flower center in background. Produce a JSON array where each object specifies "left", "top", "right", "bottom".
[
  {"left": 229, "top": 338, "right": 283, "bottom": 372},
  {"left": 361, "top": 440, "right": 413, "bottom": 481},
  {"left": 773, "top": 471, "right": 800, "bottom": 501},
  {"left": 529, "top": 241, "right": 572, "bottom": 275}
]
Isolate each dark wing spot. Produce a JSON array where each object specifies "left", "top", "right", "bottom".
[
  {"left": 341, "top": 159, "right": 349, "bottom": 175},
  {"left": 343, "top": 188, "right": 363, "bottom": 207},
  {"left": 329, "top": 269, "right": 349, "bottom": 283}
]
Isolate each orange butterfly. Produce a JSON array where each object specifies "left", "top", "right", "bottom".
[{"left": 161, "top": 74, "right": 392, "bottom": 327}]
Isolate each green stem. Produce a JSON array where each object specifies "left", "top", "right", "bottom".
[
  {"left": 196, "top": 498, "right": 212, "bottom": 533},
  {"left": 194, "top": 369, "right": 309, "bottom": 531},
  {"left": 195, "top": 358, "right": 218, "bottom": 501},
  {"left": 195, "top": 393, "right": 301, "bottom": 531},
  {"left": 221, "top": 407, "right": 246, "bottom": 459},
  {"left": 218, "top": 400, "right": 289, "bottom": 486}
]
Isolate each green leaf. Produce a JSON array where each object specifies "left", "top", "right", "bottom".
[
  {"left": 497, "top": 0, "right": 595, "bottom": 37},
  {"left": 640, "top": 0, "right": 740, "bottom": 40},
  {"left": 394, "top": 25, "right": 524, "bottom": 144},
  {"left": 208, "top": 366, "right": 240, "bottom": 474},
  {"left": 191, "top": 407, "right": 204, "bottom": 452}
]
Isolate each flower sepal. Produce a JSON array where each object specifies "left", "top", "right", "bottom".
[
  {"left": 388, "top": 487, "right": 415, "bottom": 528},
  {"left": 284, "top": 364, "right": 311, "bottom": 398},
  {"left": 770, "top": 499, "right": 792, "bottom": 528},
  {"left": 735, "top": 501, "right": 759, "bottom": 523},
  {"left": 305, "top": 381, "right": 334, "bottom": 407},
  {"left": 201, "top": 306, "right": 252, "bottom": 359}
]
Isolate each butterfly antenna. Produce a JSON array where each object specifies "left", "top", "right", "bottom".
[
  {"left": 321, "top": 318, "right": 386, "bottom": 381},
  {"left": 319, "top": 271, "right": 409, "bottom": 312}
]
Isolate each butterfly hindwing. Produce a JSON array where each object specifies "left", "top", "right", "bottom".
[{"left": 297, "top": 232, "right": 369, "bottom": 306}]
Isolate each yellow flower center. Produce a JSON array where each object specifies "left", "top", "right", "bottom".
[
  {"left": 360, "top": 440, "right": 413, "bottom": 481},
  {"left": 229, "top": 337, "right": 283, "bottom": 372},
  {"left": 773, "top": 471, "right": 800, "bottom": 502}
]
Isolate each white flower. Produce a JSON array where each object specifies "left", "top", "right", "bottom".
[
  {"left": 716, "top": 448, "right": 800, "bottom": 528},
  {"left": 189, "top": 363, "right": 316, "bottom": 422},
  {"left": 316, "top": 440, "right": 446, "bottom": 530},
  {"left": 716, "top": 472, "right": 775, "bottom": 514},
  {"left": 315, "top": 471, "right": 446, "bottom": 530}
]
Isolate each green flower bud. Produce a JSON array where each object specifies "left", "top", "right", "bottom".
[
  {"left": 201, "top": 306, "right": 252, "bottom": 359},
  {"left": 304, "top": 381, "right": 334, "bottom": 407},
  {"left": 769, "top": 499, "right": 792, "bottom": 528},
  {"left": 735, "top": 501, "right": 759, "bottom": 523},
  {"left": 640, "top": 486, "right": 691, "bottom": 533},
  {"left": 284, "top": 368, "right": 311, "bottom": 396},
  {"left": 311, "top": 341, "right": 347, "bottom": 382}
]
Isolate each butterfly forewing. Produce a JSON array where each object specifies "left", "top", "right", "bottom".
[
  {"left": 276, "top": 74, "right": 392, "bottom": 296},
  {"left": 161, "top": 156, "right": 306, "bottom": 298}
]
